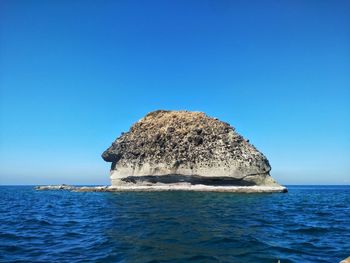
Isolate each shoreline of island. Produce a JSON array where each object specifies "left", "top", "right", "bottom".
[{"left": 35, "top": 184, "right": 287, "bottom": 193}]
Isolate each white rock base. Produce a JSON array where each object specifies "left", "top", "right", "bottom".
[{"left": 36, "top": 184, "right": 287, "bottom": 193}]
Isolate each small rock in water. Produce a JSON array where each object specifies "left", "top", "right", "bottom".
[
  {"left": 340, "top": 257, "right": 350, "bottom": 263},
  {"left": 35, "top": 185, "right": 76, "bottom": 191}
]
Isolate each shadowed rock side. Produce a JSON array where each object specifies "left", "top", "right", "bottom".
[{"left": 102, "top": 110, "right": 285, "bottom": 190}]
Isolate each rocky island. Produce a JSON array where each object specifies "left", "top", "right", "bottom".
[
  {"left": 36, "top": 110, "right": 286, "bottom": 193},
  {"left": 101, "top": 110, "right": 286, "bottom": 192}
]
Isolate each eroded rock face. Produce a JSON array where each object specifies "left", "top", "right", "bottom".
[{"left": 102, "top": 110, "right": 282, "bottom": 187}]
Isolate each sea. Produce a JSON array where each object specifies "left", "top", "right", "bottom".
[{"left": 0, "top": 185, "right": 349, "bottom": 263}]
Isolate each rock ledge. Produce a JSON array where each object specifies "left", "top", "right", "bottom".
[{"left": 35, "top": 184, "right": 287, "bottom": 193}]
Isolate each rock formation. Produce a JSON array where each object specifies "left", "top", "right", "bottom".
[{"left": 102, "top": 110, "right": 286, "bottom": 192}]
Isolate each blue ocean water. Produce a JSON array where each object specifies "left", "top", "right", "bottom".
[{"left": 0, "top": 186, "right": 349, "bottom": 263}]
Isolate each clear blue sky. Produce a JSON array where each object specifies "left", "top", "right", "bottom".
[{"left": 0, "top": 0, "right": 349, "bottom": 185}]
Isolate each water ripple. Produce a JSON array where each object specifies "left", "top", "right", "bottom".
[{"left": 0, "top": 186, "right": 349, "bottom": 262}]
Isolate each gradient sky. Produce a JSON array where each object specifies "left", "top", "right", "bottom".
[{"left": 0, "top": 0, "right": 349, "bottom": 185}]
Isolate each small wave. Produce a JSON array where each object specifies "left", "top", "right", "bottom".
[
  {"left": 292, "top": 226, "right": 332, "bottom": 234},
  {"left": 184, "top": 255, "right": 220, "bottom": 262}
]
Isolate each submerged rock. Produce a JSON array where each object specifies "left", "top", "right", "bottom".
[
  {"left": 102, "top": 110, "right": 286, "bottom": 191},
  {"left": 35, "top": 184, "right": 76, "bottom": 191}
]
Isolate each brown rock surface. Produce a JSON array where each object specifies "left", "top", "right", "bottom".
[{"left": 102, "top": 110, "right": 284, "bottom": 189}]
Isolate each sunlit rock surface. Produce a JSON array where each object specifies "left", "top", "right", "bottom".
[{"left": 102, "top": 110, "right": 286, "bottom": 192}]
